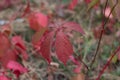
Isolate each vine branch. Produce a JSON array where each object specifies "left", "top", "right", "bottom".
[
  {"left": 96, "top": 46, "right": 120, "bottom": 80},
  {"left": 90, "top": 0, "right": 118, "bottom": 68}
]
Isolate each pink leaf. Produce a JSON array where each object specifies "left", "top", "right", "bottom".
[
  {"left": 104, "top": 7, "right": 113, "bottom": 19},
  {"left": 68, "top": 0, "right": 78, "bottom": 10},
  {"left": 63, "top": 22, "right": 85, "bottom": 35},
  {"left": 0, "top": 49, "right": 17, "bottom": 68},
  {"left": 69, "top": 56, "right": 82, "bottom": 73},
  {"left": 12, "top": 36, "right": 26, "bottom": 50},
  {"left": 0, "top": 33, "right": 10, "bottom": 57},
  {"left": 55, "top": 31, "right": 73, "bottom": 64},
  {"left": 19, "top": 49, "right": 28, "bottom": 60},
  {"left": 69, "top": 56, "right": 79, "bottom": 65},
  {"left": 40, "top": 31, "right": 54, "bottom": 63},
  {"left": 28, "top": 12, "right": 48, "bottom": 31},
  {"left": 73, "top": 65, "right": 82, "bottom": 73},
  {"left": 12, "top": 36, "right": 28, "bottom": 60},
  {"left": 0, "top": 75, "right": 10, "bottom": 80},
  {"left": 7, "top": 61, "right": 28, "bottom": 78}
]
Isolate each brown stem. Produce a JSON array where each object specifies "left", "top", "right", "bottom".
[
  {"left": 78, "top": 57, "right": 90, "bottom": 71},
  {"left": 96, "top": 46, "right": 120, "bottom": 80},
  {"left": 74, "top": 54, "right": 90, "bottom": 71},
  {"left": 103, "top": 0, "right": 109, "bottom": 15},
  {"left": 90, "top": 0, "right": 118, "bottom": 68}
]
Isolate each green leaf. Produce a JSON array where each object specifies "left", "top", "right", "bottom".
[
  {"left": 111, "top": 55, "right": 117, "bottom": 63},
  {"left": 87, "top": 0, "right": 99, "bottom": 11},
  {"left": 32, "top": 27, "right": 47, "bottom": 44}
]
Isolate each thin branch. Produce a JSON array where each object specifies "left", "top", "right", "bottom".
[
  {"left": 103, "top": 0, "right": 109, "bottom": 15},
  {"left": 79, "top": 57, "right": 90, "bottom": 71},
  {"left": 74, "top": 54, "right": 90, "bottom": 71},
  {"left": 90, "top": 0, "right": 118, "bottom": 68},
  {"left": 96, "top": 46, "right": 120, "bottom": 80}
]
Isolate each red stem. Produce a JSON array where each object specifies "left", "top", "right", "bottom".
[{"left": 96, "top": 46, "right": 120, "bottom": 80}]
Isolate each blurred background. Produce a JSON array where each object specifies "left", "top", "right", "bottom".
[{"left": 0, "top": 0, "right": 120, "bottom": 80}]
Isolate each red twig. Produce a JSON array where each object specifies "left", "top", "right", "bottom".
[{"left": 96, "top": 46, "right": 120, "bottom": 80}]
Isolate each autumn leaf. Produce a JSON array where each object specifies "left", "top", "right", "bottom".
[
  {"left": 68, "top": 0, "right": 78, "bottom": 10},
  {"left": 12, "top": 36, "right": 28, "bottom": 60},
  {"left": 69, "top": 56, "right": 79, "bottom": 65},
  {"left": 73, "top": 65, "right": 82, "bottom": 73},
  {"left": 0, "top": 33, "right": 10, "bottom": 57},
  {"left": 28, "top": 12, "right": 48, "bottom": 31},
  {"left": 7, "top": 60, "right": 28, "bottom": 78},
  {"left": 0, "top": 49, "right": 17, "bottom": 68},
  {"left": 55, "top": 31, "right": 73, "bottom": 64},
  {"left": 12, "top": 36, "right": 26, "bottom": 50},
  {"left": 69, "top": 56, "right": 82, "bottom": 73},
  {"left": 63, "top": 22, "right": 85, "bottom": 35},
  {"left": 87, "top": 0, "right": 99, "bottom": 11},
  {"left": 0, "top": 75, "right": 10, "bottom": 80},
  {"left": 0, "top": 0, "right": 21, "bottom": 11},
  {"left": 32, "top": 27, "right": 47, "bottom": 45},
  {"left": 40, "top": 31, "right": 54, "bottom": 63}
]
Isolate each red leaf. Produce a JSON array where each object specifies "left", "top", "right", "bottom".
[
  {"left": 7, "top": 60, "right": 28, "bottom": 78},
  {"left": 0, "top": 49, "right": 17, "bottom": 68},
  {"left": 69, "top": 56, "right": 82, "bottom": 73},
  {"left": 19, "top": 49, "right": 28, "bottom": 60},
  {"left": 0, "top": 33, "right": 10, "bottom": 57},
  {"left": 0, "top": 75, "right": 10, "bottom": 80},
  {"left": 63, "top": 22, "right": 85, "bottom": 35},
  {"left": 12, "top": 36, "right": 26, "bottom": 50},
  {"left": 73, "top": 65, "right": 82, "bottom": 73},
  {"left": 55, "top": 31, "right": 73, "bottom": 64},
  {"left": 28, "top": 12, "right": 48, "bottom": 31},
  {"left": 68, "top": 0, "right": 78, "bottom": 10},
  {"left": 12, "top": 36, "right": 28, "bottom": 60},
  {"left": 40, "top": 31, "right": 54, "bottom": 63},
  {"left": 0, "top": 0, "right": 21, "bottom": 11},
  {"left": 69, "top": 56, "right": 79, "bottom": 65}
]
